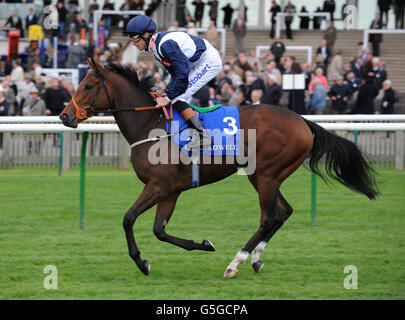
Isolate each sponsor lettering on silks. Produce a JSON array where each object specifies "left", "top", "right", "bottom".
[{"left": 188, "top": 64, "right": 211, "bottom": 89}]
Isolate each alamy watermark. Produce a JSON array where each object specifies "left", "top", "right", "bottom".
[
  {"left": 146, "top": 124, "right": 257, "bottom": 175},
  {"left": 43, "top": 265, "right": 58, "bottom": 289},
  {"left": 343, "top": 4, "right": 358, "bottom": 30},
  {"left": 43, "top": 5, "right": 59, "bottom": 30},
  {"left": 343, "top": 265, "right": 358, "bottom": 290}
]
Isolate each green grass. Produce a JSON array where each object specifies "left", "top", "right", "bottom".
[{"left": 0, "top": 166, "right": 404, "bottom": 300}]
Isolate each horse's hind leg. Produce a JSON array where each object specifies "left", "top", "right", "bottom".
[
  {"left": 251, "top": 191, "right": 293, "bottom": 274},
  {"left": 153, "top": 193, "right": 216, "bottom": 252},
  {"left": 224, "top": 176, "right": 281, "bottom": 278}
]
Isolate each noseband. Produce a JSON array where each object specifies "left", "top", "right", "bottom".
[{"left": 71, "top": 71, "right": 114, "bottom": 120}]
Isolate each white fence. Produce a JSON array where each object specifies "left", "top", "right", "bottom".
[
  {"left": 363, "top": 29, "right": 405, "bottom": 51},
  {"left": 0, "top": 115, "right": 405, "bottom": 170},
  {"left": 256, "top": 45, "right": 313, "bottom": 63}
]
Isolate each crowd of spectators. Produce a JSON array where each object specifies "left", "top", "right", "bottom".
[{"left": 0, "top": 0, "right": 401, "bottom": 118}]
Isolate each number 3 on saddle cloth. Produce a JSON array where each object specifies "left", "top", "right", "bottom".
[{"left": 166, "top": 105, "right": 241, "bottom": 156}]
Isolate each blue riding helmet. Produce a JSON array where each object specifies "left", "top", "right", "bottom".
[{"left": 126, "top": 15, "right": 157, "bottom": 38}]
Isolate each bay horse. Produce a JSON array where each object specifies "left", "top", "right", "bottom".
[{"left": 60, "top": 58, "right": 378, "bottom": 278}]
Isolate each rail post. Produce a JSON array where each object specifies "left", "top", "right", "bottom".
[{"left": 79, "top": 132, "right": 89, "bottom": 229}]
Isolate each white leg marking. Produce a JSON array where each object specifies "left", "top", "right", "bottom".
[
  {"left": 251, "top": 241, "right": 267, "bottom": 264},
  {"left": 226, "top": 250, "right": 249, "bottom": 271}
]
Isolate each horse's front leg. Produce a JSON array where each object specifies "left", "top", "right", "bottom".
[
  {"left": 153, "top": 193, "right": 216, "bottom": 252},
  {"left": 123, "top": 180, "right": 167, "bottom": 275}
]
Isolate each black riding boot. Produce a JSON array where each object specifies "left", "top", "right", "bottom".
[{"left": 186, "top": 115, "right": 213, "bottom": 150}]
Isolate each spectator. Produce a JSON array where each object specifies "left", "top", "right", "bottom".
[
  {"left": 153, "top": 72, "right": 166, "bottom": 93},
  {"left": 103, "top": 0, "right": 115, "bottom": 38},
  {"left": 120, "top": 0, "right": 131, "bottom": 35},
  {"left": 357, "top": 41, "right": 369, "bottom": 62},
  {"left": 352, "top": 73, "right": 379, "bottom": 114},
  {"left": 208, "top": 0, "right": 219, "bottom": 26},
  {"left": 72, "top": 12, "right": 88, "bottom": 42},
  {"left": 208, "top": 86, "right": 222, "bottom": 106},
  {"left": 328, "top": 76, "right": 350, "bottom": 114},
  {"left": 345, "top": 72, "right": 359, "bottom": 112},
  {"left": 310, "top": 78, "right": 326, "bottom": 114},
  {"left": 316, "top": 39, "right": 331, "bottom": 76},
  {"left": 0, "top": 61, "right": 7, "bottom": 77},
  {"left": 270, "top": 36, "right": 285, "bottom": 65},
  {"left": 22, "top": 87, "right": 46, "bottom": 116},
  {"left": 343, "top": 63, "right": 353, "bottom": 81},
  {"left": 301, "top": 62, "right": 314, "bottom": 90},
  {"left": 221, "top": 83, "right": 237, "bottom": 106},
  {"left": 232, "top": 11, "right": 247, "bottom": 55},
  {"left": 227, "top": 66, "right": 242, "bottom": 87},
  {"left": 313, "top": 7, "right": 323, "bottom": 29},
  {"left": 351, "top": 57, "right": 365, "bottom": 82},
  {"left": 251, "top": 89, "right": 263, "bottom": 105},
  {"left": 314, "top": 53, "right": 326, "bottom": 75},
  {"left": 261, "top": 74, "right": 282, "bottom": 106},
  {"left": 0, "top": 92, "right": 10, "bottom": 117},
  {"left": 284, "top": 1, "right": 296, "bottom": 40},
  {"left": 378, "top": 0, "right": 392, "bottom": 27},
  {"left": 5, "top": 10, "right": 24, "bottom": 37},
  {"left": 66, "top": 41, "right": 87, "bottom": 68},
  {"left": 323, "top": 0, "right": 336, "bottom": 21},
  {"left": 0, "top": 80, "right": 16, "bottom": 115},
  {"left": 299, "top": 6, "right": 310, "bottom": 30},
  {"left": 18, "top": 75, "right": 36, "bottom": 113},
  {"left": 222, "top": 3, "right": 234, "bottom": 29},
  {"left": 89, "top": 0, "right": 100, "bottom": 28},
  {"left": 329, "top": 49, "right": 344, "bottom": 80},
  {"left": 167, "top": 20, "right": 180, "bottom": 31},
  {"left": 206, "top": 20, "right": 218, "bottom": 48},
  {"left": 10, "top": 60, "right": 24, "bottom": 85},
  {"left": 186, "top": 22, "right": 198, "bottom": 37},
  {"left": 287, "top": 56, "right": 302, "bottom": 74},
  {"left": 43, "top": 78, "right": 69, "bottom": 116},
  {"left": 380, "top": 80, "right": 396, "bottom": 114},
  {"left": 265, "top": 61, "right": 282, "bottom": 85},
  {"left": 25, "top": 7, "right": 38, "bottom": 32},
  {"left": 269, "top": 0, "right": 281, "bottom": 38},
  {"left": 308, "top": 67, "right": 328, "bottom": 94},
  {"left": 133, "top": 0, "right": 145, "bottom": 11},
  {"left": 369, "top": 13, "right": 383, "bottom": 56},
  {"left": 324, "top": 20, "right": 337, "bottom": 55},
  {"left": 234, "top": 52, "right": 252, "bottom": 74},
  {"left": 377, "top": 61, "right": 388, "bottom": 88},
  {"left": 192, "top": 0, "right": 205, "bottom": 28},
  {"left": 57, "top": 2, "right": 68, "bottom": 41},
  {"left": 394, "top": 0, "right": 405, "bottom": 29},
  {"left": 27, "top": 48, "right": 41, "bottom": 72}
]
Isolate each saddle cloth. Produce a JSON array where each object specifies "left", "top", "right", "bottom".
[{"left": 165, "top": 106, "right": 241, "bottom": 156}]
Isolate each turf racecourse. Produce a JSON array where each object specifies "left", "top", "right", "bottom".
[{"left": 0, "top": 166, "right": 404, "bottom": 300}]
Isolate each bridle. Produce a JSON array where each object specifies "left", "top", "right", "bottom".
[
  {"left": 71, "top": 71, "right": 114, "bottom": 120},
  {"left": 70, "top": 68, "right": 172, "bottom": 120}
]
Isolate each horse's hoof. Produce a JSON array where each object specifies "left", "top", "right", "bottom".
[
  {"left": 140, "top": 260, "right": 151, "bottom": 275},
  {"left": 203, "top": 240, "right": 216, "bottom": 251},
  {"left": 224, "top": 268, "right": 238, "bottom": 278},
  {"left": 252, "top": 260, "right": 264, "bottom": 274}
]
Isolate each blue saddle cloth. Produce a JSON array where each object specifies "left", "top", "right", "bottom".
[{"left": 166, "top": 106, "right": 241, "bottom": 155}]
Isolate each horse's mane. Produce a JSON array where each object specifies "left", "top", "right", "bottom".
[{"left": 105, "top": 63, "right": 155, "bottom": 94}]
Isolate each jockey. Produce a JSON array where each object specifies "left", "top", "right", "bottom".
[{"left": 126, "top": 15, "right": 222, "bottom": 149}]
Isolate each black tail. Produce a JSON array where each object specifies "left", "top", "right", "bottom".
[{"left": 304, "top": 119, "right": 379, "bottom": 199}]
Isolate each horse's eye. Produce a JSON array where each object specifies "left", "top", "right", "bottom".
[{"left": 85, "top": 84, "right": 93, "bottom": 90}]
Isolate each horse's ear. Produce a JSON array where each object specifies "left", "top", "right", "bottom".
[{"left": 88, "top": 57, "right": 103, "bottom": 74}]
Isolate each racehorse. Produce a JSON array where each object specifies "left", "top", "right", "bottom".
[{"left": 60, "top": 58, "right": 378, "bottom": 278}]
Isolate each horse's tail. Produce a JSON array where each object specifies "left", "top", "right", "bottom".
[{"left": 303, "top": 119, "right": 379, "bottom": 199}]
